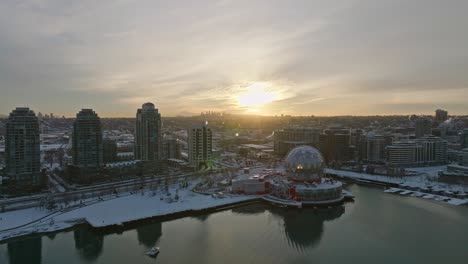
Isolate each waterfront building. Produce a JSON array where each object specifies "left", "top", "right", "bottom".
[
  {"left": 70, "top": 109, "right": 103, "bottom": 182},
  {"left": 386, "top": 141, "right": 422, "bottom": 167},
  {"left": 386, "top": 136, "right": 447, "bottom": 167},
  {"left": 447, "top": 148, "right": 468, "bottom": 166},
  {"left": 232, "top": 146, "right": 344, "bottom": 206},
  {"left": 414, "top": 117, "right": 432, "bottom": 138},
  {"left": 440, "top": 163, "right": 468, "bottom": 184},
  {"left": 5, "top": 107, "right": 42, "bottom": 192},
  {"left": 272, "top": 146, "right": 343, "bottom": 204},
  {"left": 273, "top": 127, "right": 320, "bottom": 156},
  {"left": 319, "top": 129, "right": 353, "bottom": 163},
  {"left": 415, "top": 136, "right": 448, "bottom": 165},
  {"left": 135, "top": 103, "right": 162, "bottom": 164},
  {"left": 188, "top": 124, "right": 212, "bottom": 169},
  {"left": 435, "top": 109, "right": 448, "bottom": 122}
]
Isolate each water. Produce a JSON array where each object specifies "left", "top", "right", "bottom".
[{"left": 1, "top": 185, "right": 468, "bottom": 264}]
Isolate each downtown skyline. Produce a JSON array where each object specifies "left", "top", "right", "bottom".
[{"left": 1, "top": 0, "right": 468, "bottom": 117}]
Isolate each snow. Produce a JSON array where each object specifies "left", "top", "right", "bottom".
[
  {"left": 47, "top": 174, "right": 66, "bottom": 193},
  {"left": 0, "top": 208, "right": 51, "bottom": 231},
  {"left": 383, "top": 188, "right": 468, "bottom": 205},
  {"left": 325, "top": 166, "right": 467, "bottom": 193},
  {"left": 326, "top": 167, "right": 468, "bottom": 206},
  {"left": 0, "top": 186, "right": 257, "bottom": 242}
]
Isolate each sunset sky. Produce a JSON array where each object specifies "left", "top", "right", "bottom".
[{"left": 1, "top": 0, "right": 467, "bottom": 117}]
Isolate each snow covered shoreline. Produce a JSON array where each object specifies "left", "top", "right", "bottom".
[
  {"left": 0, "top": 187, "right": 259, "bottom": 243},
  {"left": 325, "top": 167, "right": 468, "bottom": 206}
]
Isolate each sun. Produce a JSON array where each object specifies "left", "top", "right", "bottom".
[{"left": 237, "top": 82, "right": 279, "bottom": 108}]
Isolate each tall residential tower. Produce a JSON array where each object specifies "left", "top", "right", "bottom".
[
  {"left": 135, "top": 102, "right": 162, "bottom": 164},
  {"left": 435, "top": 109, "right": 448, "bottom": 122},
  {"left": 188, "top": 123, "right": 213, "bottom": 169},
  {"left": 72, "top": 109, "right": 103, "bottom": 175},
  {"left": 5, "top": 107, "right": 42, "bottom": 192}
]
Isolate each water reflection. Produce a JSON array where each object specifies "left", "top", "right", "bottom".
[
  {"left": 46, "top": 233, "right": 56, "bottom": 240},
  {"left": 232, "top": 203, "right": 345, "bottom": 252},
  {"left": 191, "top": 214, "right": 210, "bottom": 222},
  {"left": 7, "top": 236, "right": 42, "bottom": 264},
  {"left": 74, "top": 228, "right": 104, "bottom": 261},
  {"left": 231, "top": 203, "right": 266, "bottom": 215},
  {"left": 136, "top": 222, "right": 162, "bottom": 247},
  {"left": 273, "top": 206, "right": 345, "bottom": 251}
]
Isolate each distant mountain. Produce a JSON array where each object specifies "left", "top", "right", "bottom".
[{"left": 176, "top": 111, "right": 197, "bottom": 117}]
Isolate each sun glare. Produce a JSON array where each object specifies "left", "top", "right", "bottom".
[{"left": 237, "top": 82, "right": 279, "bottom": 108}]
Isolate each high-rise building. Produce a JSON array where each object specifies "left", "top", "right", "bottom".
[
  {"left": 162, "top": 137, "right": 181, "bottom": 160},
  {"left": 273, "top": 127, "right": 320, "bottom": 156},
  {"left": 460, "top": 129, "right": 468, "bottom": 149},
  {"left": 365, "top": 133, "right": 389, "bottom": 163},
  {"left": 435, "top": 109, "right": 448, "bottom": 122},
  {"left": 135, "top": 103, "right": 162, "bottom": 164},
  {"left": 188, "top": 124, "right": 213, "bottom": 169},
  {"left": 319, "top": 129, "right": 353, "bottom": 163},
  {"left": 72, "top": 109, "right": 103, "bottom": 169},
  {"left": 5, "top": 107, "right": 42, "bottom": 191},
  {"left": 103, "top": 139, "right": 118, "bottom": 163},
  {"left": 414, "top": 117, "right": 432, "bottom": 138}
]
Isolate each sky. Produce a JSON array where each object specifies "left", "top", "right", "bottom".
[{"left": 0, "top": 0, "right": 467, "bottom": 117}]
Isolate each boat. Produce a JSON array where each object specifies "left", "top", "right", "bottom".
[{"left": 146, "top": 247, "right": 160, "bottom": 257}]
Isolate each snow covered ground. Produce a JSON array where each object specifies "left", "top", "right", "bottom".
[
  {"left": 325, "top": 166, "right": 466, "bottom": 191},
  {"left": 0, "top": 185, "right": 257, "bottom": 242}
]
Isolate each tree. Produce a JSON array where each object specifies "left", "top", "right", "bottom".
[{"left": 164, "top": 178, "right": 169, "bottom": 193}]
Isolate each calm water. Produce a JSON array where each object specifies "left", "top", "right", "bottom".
[{"left": 1, "top": 185, "right": 468, "bottom": 264}]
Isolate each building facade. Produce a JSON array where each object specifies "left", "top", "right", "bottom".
[
  {"left": 273, "top": 128, "right": 320, "bottom": 156},
  {"left": 414, "top": 117, "right": 432, "bottom": 138},
  {"left": 162, "top": 137, "right": 181, "bottom": 160},
  {"left": 5, "top": 107, "right": 42, "bottom": 192},
  {"left": 188, "top": 125, "right": 213, "bottom": 169},
  {"left": 135, "top": 103, "right": 162, "bottom": 163},
  {"left": 460, "top": 129, "right": 468, "bottom": 149},
  {"left": 386, "top": 136, "right": 447, "bottom": 167},
  {"left": 365, "top": 134, "right": 389, "bottom": 163},
  {"left": 415, "top": 136, "right": 448, "bottom": 165},
  {"left": 386, "top": 141, "right": 423, "bottom": 167},
  {"left": 72, "top": 109, "right": 103, "bottom": 169},
  {"left": 103, "top": 139, "right": 118, "bottom": 163},
  {"left": 435, "top": 109, "right": 448, "bottom": 122},
  {"left": 319, "top": 129, "right": 353, "bottom": 163}
]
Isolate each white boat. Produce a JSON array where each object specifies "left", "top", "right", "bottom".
[{"left": 146, "top": 247, "right": 160, "bottom": 257}]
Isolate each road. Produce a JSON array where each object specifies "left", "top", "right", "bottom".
[{"left": 0, "top": 167, "right": 238, "bottom": 212}]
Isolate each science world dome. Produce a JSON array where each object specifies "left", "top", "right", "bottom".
[{"left": 284, "top": 146, "right": 324, "bottom": 182}]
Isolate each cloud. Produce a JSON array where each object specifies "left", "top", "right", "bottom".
[{"left": 0, "top": 0, "right": 467, "bottom": 116}]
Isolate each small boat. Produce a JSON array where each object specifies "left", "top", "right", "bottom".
[{"left": 146, "top": 247, "right": 160, "bottom": 257}]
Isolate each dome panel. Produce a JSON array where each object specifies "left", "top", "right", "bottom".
[{"left": 284, "top": 146, "right": 324, "bottom": 182}]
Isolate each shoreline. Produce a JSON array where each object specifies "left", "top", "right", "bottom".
[{"left": 0, "top": 191, "right": 351, "bottom": 244}]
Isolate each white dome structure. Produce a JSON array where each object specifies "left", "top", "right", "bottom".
[{"left": 284, "top": 146, "right": 324, "bottom": 182}]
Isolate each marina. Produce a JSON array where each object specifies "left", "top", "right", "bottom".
[
  {"left": 383, "top": 187, "right": 468, "bottom": 205},
  {"left": 1, "top": 185, "right": 467, "bottom": 264}
]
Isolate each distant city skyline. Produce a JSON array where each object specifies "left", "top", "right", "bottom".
[{"left": 1, "top": 0, "right": 468, "bottom": 117}]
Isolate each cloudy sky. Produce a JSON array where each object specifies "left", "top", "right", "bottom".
[{"left": 1, "top": 0, "right": 467, "bottom": 117}]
